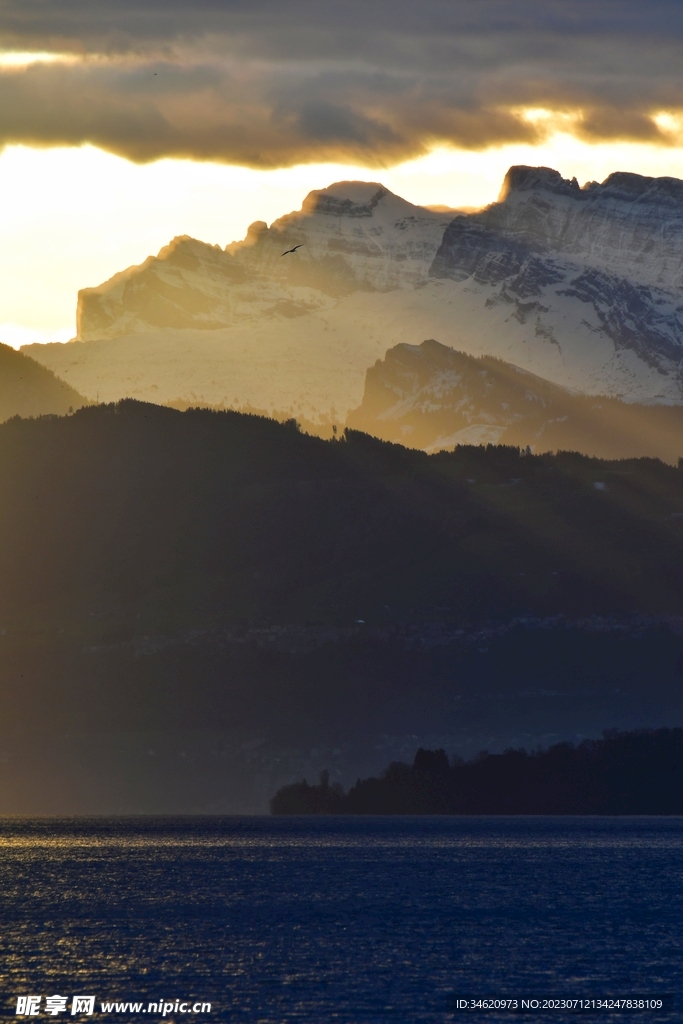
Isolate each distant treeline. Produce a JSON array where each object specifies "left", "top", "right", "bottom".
[{"left": 270, "top": 728, "right": 683, "bottom": 814}]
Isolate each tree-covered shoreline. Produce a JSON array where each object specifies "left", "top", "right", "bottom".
[{"left": 270, "top": 728, "right": 683, "bottom": 815}]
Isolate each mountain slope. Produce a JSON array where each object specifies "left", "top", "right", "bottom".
[
  {"left": 3, "top": 402, "right": 683, "bottom": 811},
  {"left": 4, "top": 400, "right": 683, "bottom": 622},
  {"left": 22, "top": 167, "right": 683, "bottom": 419},
  {"left": 347, "top": 339, "right": 683, "bottom": 462},
  {"left": 0, "top": 342, "right": 88, "bottom": 421}
]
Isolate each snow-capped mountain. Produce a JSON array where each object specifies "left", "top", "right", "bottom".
[
  {"left": 347, "top": 339, "right": 683, "bottom": 463},
  {"left": 23, "top": 168, "right": 683, "bottom": 419},
  {"left": 430, "top": 166, "right": 683, "bottom": 401},
  {"left": 24, "top": 182, "right": 453, "bottom": 419},
  {"left": 76, "top": 182, "right": 452, "bottom": 340}
]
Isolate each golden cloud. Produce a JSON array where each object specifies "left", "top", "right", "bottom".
[{"left": 0, "top": 0, "right": 682, "bottom": 166}]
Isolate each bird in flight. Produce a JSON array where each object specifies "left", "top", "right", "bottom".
[{"left": 281, "top": 244, "right": 304, "bottom": 256}]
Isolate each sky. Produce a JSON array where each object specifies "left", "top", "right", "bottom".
[{"left": 3, "top": 0, "right": 683, "bottom": 345}]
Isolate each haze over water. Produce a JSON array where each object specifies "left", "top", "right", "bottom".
[{"left": 1, "top": 816, "right": 680, "bottom": 1022}]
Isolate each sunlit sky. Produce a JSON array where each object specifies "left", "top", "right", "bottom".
[{"left": 3, "top": 0, "right": 683, "bottom": 347}]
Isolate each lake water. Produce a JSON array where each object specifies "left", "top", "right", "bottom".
[{"left": 0, "top": 817, "right": 680, "bottom": 1022}]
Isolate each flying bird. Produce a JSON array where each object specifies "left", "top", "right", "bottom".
[{"left": 281, "top": 244, "right": 304, "bottom": 256}]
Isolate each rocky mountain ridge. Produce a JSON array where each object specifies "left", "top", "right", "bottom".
[
  {"left": 486, "top": 166, "right": 683, "bottom": 289},
  {"left": 430, "top": 166, "right": 683, "bottom": 400},
  {"left": 347, "top": 339, "right": 683, "bottom": 463},
  {"left": 76, "top": 182, "right": 453, "bottom": 341},
  {"left": 22, "top": 167, "right": 683, "bottom": 419}
]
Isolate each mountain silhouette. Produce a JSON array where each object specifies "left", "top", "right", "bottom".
[{"left": 0, "top": 342, "right": 88, "bottom": 421}]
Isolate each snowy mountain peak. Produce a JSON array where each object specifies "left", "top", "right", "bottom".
[
  {"left": 431, "top": 165, "right": 683, "bottom": 401},
  {"left": 301, "top": 180, "right": 389, "bottom": 215},
  {"left": 500, "top": 165, "right": 683, "bottom": 211},
  {"left": 24, "top": 165, "right": 683, "bottom": 419},
  {"left": 598, "top": 171, "right": 683, "bottom": 206},
  {"left": 498, "top": 165, "right": 582, "bottom": 201},
  {"left": 75, "top": 181, "right": 454, "bottom": 342}
]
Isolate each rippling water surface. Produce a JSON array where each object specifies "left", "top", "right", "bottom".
[{"left": 0, "top": 816, "right": 681, "bottom": 1022}]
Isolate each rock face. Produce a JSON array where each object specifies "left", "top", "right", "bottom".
[
  {"left": 347, "top": 339, "right": 683, "bottom": 463},
  {"left": 465, "top": 166, "right": 683, "bottom": 290},
  {"left": 430, "top": 166, "right": 683, "bottom": 401},
  {"left": 22, "top": 167, "right": 683, "bottom": 419}
]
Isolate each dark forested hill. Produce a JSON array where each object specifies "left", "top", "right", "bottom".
[
  {"left": 0, "top": 342, "right": 88, "bottom": 422},
  {"left": 3, "top": 399, "right": 683, "bottom": 623},
  {"left": 3, "top": 401, "right": 683, "bottom": 813}
]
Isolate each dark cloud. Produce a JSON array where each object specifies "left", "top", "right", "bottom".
[{"left": 1, "top": 0, "right": 683, "bottom": 166}]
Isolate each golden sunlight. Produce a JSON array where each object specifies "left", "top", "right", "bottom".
[{"left": 0, "top": 51, "right": 80, "bottom": 67}]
